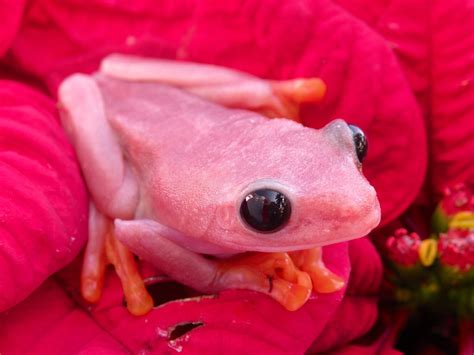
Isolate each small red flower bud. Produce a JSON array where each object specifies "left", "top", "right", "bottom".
[
  {"left": 438, "top": 229, "right": 474, "bottom": 272},
  {"left": 442, "top": 183, "right": 474, "bottom": 213},
  {"left": 385, "top": 228, "right": 421, "bottom": 266},
  {"left": 433, "top": 183, "right": 474, "bottom": 233}
]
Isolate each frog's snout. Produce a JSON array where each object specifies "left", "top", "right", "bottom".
[
  {"left": 348, "top": 186, "right": 381, "bottom": 232},
  {"left": 308, "top": 183, "right": 381, "bottom": 241}
]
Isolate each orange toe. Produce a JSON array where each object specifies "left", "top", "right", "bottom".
[
  {"left": 218, "top": 252, "right": 313, "bottom": 311},
  {"left": 105, "top": 230, "right": 153, "bottom": 316},
  {"left": 81, "top": 276, "right": 104, "bottom": 304},
  {"left": 290, "top": 247, "right": 345, "bottom": 294},
  {"left": 272, "top": 77, "right": 327, "bottom": 104},
  {"left": 309, "top": 268, "right": 345, "bottom": 293}
]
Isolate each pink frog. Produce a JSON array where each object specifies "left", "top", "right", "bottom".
[{"left": 58, "top": 54, "right": 381, "bottom": 316}]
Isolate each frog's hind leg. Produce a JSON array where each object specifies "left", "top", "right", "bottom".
[
  {"left": 115, "top": 219, "right": 313, "bottom": 311},
  {"left": 187, "top": 78, "right": 326, "bottom": 121},
  {"left": 83, "top": 203, "right": 153, "bottom": 315},
  {"left": 100, "top": 54, "right": 326, "bottom": 122}
]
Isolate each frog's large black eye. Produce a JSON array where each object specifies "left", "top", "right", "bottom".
[
  {"left": 348, "top": 124, "right": 368, "bottom": 163},
  {"left": 240, "top": 189, "right": 291, "bottom": 233}
]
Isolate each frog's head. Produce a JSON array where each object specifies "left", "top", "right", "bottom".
[{"left": 205, "top": 118, "right": 381, "bottom": 252}]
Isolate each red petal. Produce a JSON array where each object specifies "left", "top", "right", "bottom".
[
  {"left": 0, "top": 0, "right": 422, "bottom": 352},
  {"left": 0, "top": 0, "right": 26, "bottom": 56},
  {"left": 335, "top": 0, "right": 474, "bottom": 199},
  {"left": 347, "top": 238, "right": 383, "bottom": 295},
  {"left": 0, "top": 81, "right": 87, "bottom": 312},
  {"left": 0, "top": 279, "right": 126, "bottom": 353}
]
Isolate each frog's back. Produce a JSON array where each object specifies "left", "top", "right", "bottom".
[
  {"left": 96, "top": 75, "right": 260, "bottom": 155},
  {"left": 91, "top": 75, "right": 379, "bottom": 250},
  {"left": 95, "top": 75, "right": 268, "bottom": 230}
]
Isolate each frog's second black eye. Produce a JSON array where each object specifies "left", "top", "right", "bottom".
[
  {"left": 240, "top": 189, "right": 291, "bottom": 233},
  {"left": 348, "top": 124, "right": 368, "bottom": 163}
]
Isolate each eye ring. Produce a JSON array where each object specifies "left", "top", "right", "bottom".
[
  {"left": 348, "top": 124, "right": 368, "bottom": 163},
  {"left": 239, "top": 189, "right": 291, "bottom": 233}
]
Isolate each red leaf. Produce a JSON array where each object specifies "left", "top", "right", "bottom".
[
  {"left": 335, "top": 0, "right": 474, "bottom": 200},
  {"left": 0, "top": 81, "right": 87, "bottom": 312},
  {"left": 0, "top": 0, "right": 427, "bottom": 352},
  {"left": 0, "top": 279, "right": 126, "bottom": 353},
  {"left": 0, "top": 0, "right": 26, "bottom": 56}
]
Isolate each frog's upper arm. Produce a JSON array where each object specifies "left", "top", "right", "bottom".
[{"left": 58, "top": 74, "right": 138, "bottom": 219}]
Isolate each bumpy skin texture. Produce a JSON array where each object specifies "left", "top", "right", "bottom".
[{"left": 2, "top": 0, "right": 471, "bottom": 353}]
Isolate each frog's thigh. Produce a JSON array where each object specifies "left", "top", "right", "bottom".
[
  {"left": 115, "top": 219, "right": 312, "bottom": 310},
  {"left": 100, "top": 54, "right": 245, "bottom": 86},
  {"left": 58, "top": 74, "right": 138, "bottom": 218},
  {"left": 114, "top": 219, "right": 220, "bottom": 291},
  {"left": 100, "top": 55, "right": 271, "bottom": 110},
  {"left": 115, "top": 219, "right": 272, "bottom": 293},
  {"left": 99, "top": 54, "right": 326, "bottom": 121}
]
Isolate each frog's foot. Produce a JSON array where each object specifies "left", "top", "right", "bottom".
[
  {"left": 81, "top": 205, "right": 153, "bottom": 316},
  {"left": 99, "top": 54, "right": 326, "bottom": 122},
  {"left": 81, "top": 205, "right": 107, "bottom": 304},
  {"left": 263, "top": 78, "right": 326, "bottom": 121},
  {"left": 289, "top": 247, "right": 345, "bottom": 293},
  {"left": 104, "top": 229, "right": 154, "bottom": 315},
  {"left": 216, "top": 252, "right": 313, "bottom": 311}
]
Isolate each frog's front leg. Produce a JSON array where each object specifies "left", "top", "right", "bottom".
[
  {"left": 59, "top": 75, "right": 152, "bottom": 315},
  {"left": 58, "top": 74, "right": 139, "bottom": 219},
  {"left": 100, "top": 54, "right": 326, "bottom": 121},
  {"left": 116, "top": 219, "right": 314, "bottom": 311}
]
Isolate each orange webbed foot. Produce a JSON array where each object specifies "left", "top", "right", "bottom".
[
  {"left": 217, "top": 252, "right": 313, "bottom": 311},
  {"left": 289, "top": 247, "right": 345, "bottom": 293},
  {"left": 81, "top": 204, "right": 108, "bottom": 304},
  {"left": 81, "top": 210, "right": 153, "bottom": 316},
  {"left": 104, "top": 229, "right": 154, "bottom": 315},
  {"left": 267, "top": 78, "right": 327, "bottom": 122}
]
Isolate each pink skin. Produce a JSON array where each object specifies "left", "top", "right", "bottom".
[{"left": 58, "top": 55, "right": 380, "bottom": 315}]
